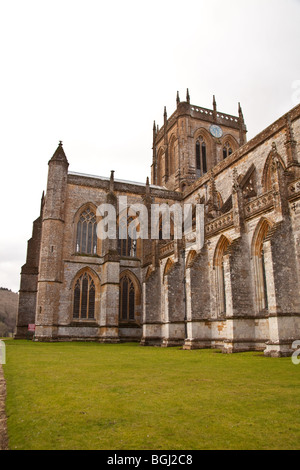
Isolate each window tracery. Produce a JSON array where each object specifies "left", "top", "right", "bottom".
[
  {"left": 73, "top": 272, "right": 95, "bottom": 320},
  {"left": 76, "top": 208, "right": 97, "bottom": 255}
]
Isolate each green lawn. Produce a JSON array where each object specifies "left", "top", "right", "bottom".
[{"left": 2, "top": 339, "right": 300, "bottom": 450}]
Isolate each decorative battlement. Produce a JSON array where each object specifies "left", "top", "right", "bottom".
[
  {"left": 205, "top": 211, "right": 234, "bottom": 237},
  {"left": 244, "top": 191, "right": 273, "bottom": 219},
  {"left": 159, "top": 240, "right": 175, "bottom": 259},
  {"left": 155, "top": 101, "right": 242, "bottom": 143},
  {"left": 288, "top": 178, "right": 300, "bottom": 199},
  {"left": 190, "top": 105, "right": 240, "bottom": 128}
]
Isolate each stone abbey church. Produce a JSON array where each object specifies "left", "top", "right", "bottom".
[{"left": 16, "top": 90, "right": 300, "bottom": 357}]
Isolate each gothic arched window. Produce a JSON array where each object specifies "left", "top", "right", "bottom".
[
  {"left": 262, "top": 150, "right": 286, "bottom": 192},
  {"left": 168, "top": 137, "right": 176, "bottom": 177},
  {"left": 119, "top": 275, "right": 135, "bottom": 321},
  {"left": 260, "top": 246, "right": 268, "bottom": 310},
  {"left": 252, "top": 220, "right": 270, "bottom": 312},
  {"left": 73, "top": 272, "right": 95, "bottom": 320},
  {"left": 195, "top": 137, "right": 207, "bottom": 178},
  {"left": 157, "top": 214, "right": 174, "bottom": 241},
  {"left": 157, "top": 148, "right": 165, "bottom": 186},
  {"left": 214, "top": 236, "right": 230, "bottom": 316},
  {"left": 76, "top": 208, "right": 97, "bottom": 255},
  {"left": 118, "top": 217, "right": 137, "bottom": 257},
  {"left": 223, "top": 142, "right": 233, "bottom": 159}
]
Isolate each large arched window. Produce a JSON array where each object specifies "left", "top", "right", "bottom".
[
  {"left": 73, "top": 272, "right": 95, "bottom": 319},
  {"left": 76, "top": 208, "right": 97, "bottom": 255},
  {"left": 223, "top": 142, "right": 233, "bottom": 159},
  {"left": 214, "top": 236, "right": 230, "bottom": 316},
  {"left": 157, "top": 147, "right": 165, "bottom": 186},
  {"left": 119, "top": 275, "right": 135, "bottom": 321},
  {"left": 262, "top": 150, "right": 286, "bottom": 192},
  {"left": 195, "top": 136, "right": 207, "bottom": 178},
  {"left": 168, "top": 136, "right": 176, "bottom": 177},
  {"left": 252, "top": 219, "right": 271, "bottom": 312}
]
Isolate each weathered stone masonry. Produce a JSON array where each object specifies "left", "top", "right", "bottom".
[{"left": 16, "top": 93, "right": 300, "bottom": 356}]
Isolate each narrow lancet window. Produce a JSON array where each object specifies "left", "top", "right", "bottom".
[
  {"left": 252, "top": 219, "right": 270, "bottom": 312},
  {"left": 118, "top": 217, "right": 137, "bottom": 257},
  {"left": 261, "top": 246, "right": 268, "bottom": 310},
  {"left": 214, "top": 236, "right": 230, "bottom": 316},
  {"left": 223, "top": 142, "right": 233, "bottom": 159},
  {"left": 195, "top": 137, "right": 207, "bottom": 178}
]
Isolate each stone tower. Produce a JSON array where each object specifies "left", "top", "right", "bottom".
[
  {"left": 34, "top": 142, "right": 69, "bottom": 341},
  {"left": 151, "top": 90, "right": 247, "bottom": 191}
]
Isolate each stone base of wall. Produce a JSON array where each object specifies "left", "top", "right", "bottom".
[
  {"left": 14, "top": 326, "right": 35, "bottom": 340},
  {"left": 18, "top": 324, "right": 143, "bottom": 343},
  {"left": 34, "top": 325, "right": 58, "bottom": 341},
  {"left": 184, "top": 317, "right": 270, "bottom": 353},
  {"left": 33, "top": 336, "right": 122, "bottom": 343},
  {"left": 31, "top": 324, "right": 135, "bottom": 343},
  {"left": 183, "top": 337, "right": 267, "bottom": 352},
  {"left": 97, "top": 337, "right": 121, "bottom": 344},
  {"left": 140, "top": 337, "right": 162, "bottom": 346},
  {"left": 183, "top": 338, "right": 214, "bottom": 350},
  {"left": 161, "top": 337, "right": 185, "bottom": 347},
  {"left": 264, "top": 340, "right": 295, "bottom": 357},
  {"left": 119, "top": 327, "right": 142, "bottom": 342},
  {"left": 141, "top": 323, "right": 162, "bottom": 346},
  {"left": 161, "top": 323, "right": 186, "bottom": 347},
  {"left": 222, "top": 339, "right": 267, "bottom": 353},
  {"left": 33, "top": 325, "right": 121, "bottom": 343},
  {"left": 59, "top": 326, "right": 99, "bottom": 338},
  {"left": 34, "top": 337, "right": 58, "bottom": 342}
]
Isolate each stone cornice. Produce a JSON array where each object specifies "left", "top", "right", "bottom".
[{"left": 155, "top": 101, "right": 243, "bottom": 144}]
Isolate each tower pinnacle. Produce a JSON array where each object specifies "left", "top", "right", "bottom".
[{"left": 186, "top": 88, "right": 190, "bottom": 104}]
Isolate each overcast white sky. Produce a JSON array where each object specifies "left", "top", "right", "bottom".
[{"left": 0, "top": 0, "right": 299, "bottom": 292}]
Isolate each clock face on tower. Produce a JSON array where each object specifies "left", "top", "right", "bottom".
[{"left": 210, "top": 124, "right": 223, "bottom": 138}]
